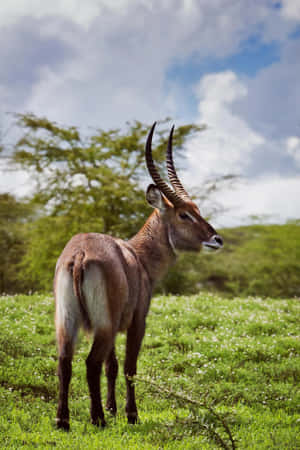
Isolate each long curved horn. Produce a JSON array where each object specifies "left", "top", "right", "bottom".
[
  {"left": 145, "top": 123, "right": 185, "bottom": 207},
  {"left": 166, "top": 125, "right": 191, "bottom": 201}
]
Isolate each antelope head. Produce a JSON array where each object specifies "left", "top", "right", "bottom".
[{"left": 145, "top": 123, "right": 223, "bottom": 253}]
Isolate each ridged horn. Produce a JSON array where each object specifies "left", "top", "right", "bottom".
[
  {"left": 166, "top": 125, "right": 191, "bottom": 201},
  {"left": 145, "top": 123, "right": 185, "bottom": 207}
]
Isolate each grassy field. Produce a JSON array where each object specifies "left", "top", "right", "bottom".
[{"left": 0, "top": 293, "right": 299, "bottom": 449}]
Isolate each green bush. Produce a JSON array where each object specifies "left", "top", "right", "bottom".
[
  {"left": 160, "top": 224, "right": 300, "bottom": 298},
  {"left": 225, "top": 224, "right": 300, "bottom": 297}
]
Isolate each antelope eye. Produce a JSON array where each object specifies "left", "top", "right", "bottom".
[{"left": 179, "top": 212, "right": 190, "bottom": 221}]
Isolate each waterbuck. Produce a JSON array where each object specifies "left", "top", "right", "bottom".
[{"left": 54, "top": 123, "right": 223, "bottom": 430}]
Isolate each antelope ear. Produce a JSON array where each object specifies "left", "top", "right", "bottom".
[{"left": 146, "top": 184, "right": 168, "bottom": 211}]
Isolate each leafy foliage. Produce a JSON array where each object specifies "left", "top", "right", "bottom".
[
  {"left": 0, "top": 194, "right": 34, "bottom": 293},
  {"left": 13, "top": 113, "right": 201, "bottom": 222}
]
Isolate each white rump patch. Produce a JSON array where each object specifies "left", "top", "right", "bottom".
[
  {"left": 82, "top": 264, "right": 111, "bottom": 332},
  {"left": 55, "top": 267, "right": 80, "bottom": 340}
]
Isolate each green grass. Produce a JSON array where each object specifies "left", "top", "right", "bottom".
[{"left": 0, "top": 293, "right": 299, "bottom": 449}]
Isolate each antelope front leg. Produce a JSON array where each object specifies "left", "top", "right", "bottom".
[{"left": 124, "top": 316, "right": 145, "bottom": 424}]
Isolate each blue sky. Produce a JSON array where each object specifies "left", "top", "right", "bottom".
[
  {"left": 165, "top": 37, "right": 281, "bottom": 120},
  {"left": 0, "top": 0, "right": 300, "bottom": 226},
  {"left": 168, "top": 38, "right": 280, "bottom": 84}
]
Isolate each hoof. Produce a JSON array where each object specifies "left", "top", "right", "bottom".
[
  {"left": 127, "top": 413, "right": 139, "bottom": 425},
  {"left": 92, "top": 418, "right": 107, "bottom": 428},
  {"left": 56, "top": 418, "right": 70, "bottom": 431}
]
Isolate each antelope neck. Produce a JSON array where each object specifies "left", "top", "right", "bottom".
[{"left": 129, "top": 210, "right": 176, "bottom": 283}]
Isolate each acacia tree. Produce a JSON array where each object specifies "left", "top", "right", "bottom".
[{"left": 11, "top": 114, "right": 202, "bottom": 290}]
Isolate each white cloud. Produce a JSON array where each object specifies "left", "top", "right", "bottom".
[
  {"left": 185, "top": 71, "right": 265, "bottom": 179},
  {"left": 0, "top": 0, "right": 131, "bottom": 29},
  {"left": 182, "top": 69, "right": 300, "bottom": 226},
  {"left": 236, "top": 38, "right": 300, "bottom": 140},
  {"left": 0, "top": 162, "right": 32, "bottom": 196},
  {"left": 286, "top": 136, "right": 300, "bottom": 167},
  {"left": 215, "top": 175, "right": 300, "bottom": 227},
  {"left": 281, "top": 0, "right": 300, "bottom": 21}
]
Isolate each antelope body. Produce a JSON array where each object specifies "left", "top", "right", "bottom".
[{"left": 54, "top": 123, "right": 223, "bottom": 430}]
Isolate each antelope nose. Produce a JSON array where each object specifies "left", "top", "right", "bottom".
[{"left": 210, "top": 234, "right": 223, "bottom": 248}]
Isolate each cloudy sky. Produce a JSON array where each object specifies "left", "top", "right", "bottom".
[{"left": 0, "top": 0, "right": 300, "bottom": 227}]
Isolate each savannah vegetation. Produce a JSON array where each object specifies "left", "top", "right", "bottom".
[
  {"left": 0, "top": 115, "right": 299, "bottom": 448},
  {"left": 0, "top": 292, "right": 299, "bottom": 449}
]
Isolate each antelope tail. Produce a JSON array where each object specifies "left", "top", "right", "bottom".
[{"left": 72, "top": 250, "right": 92, "bottom": 331}]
